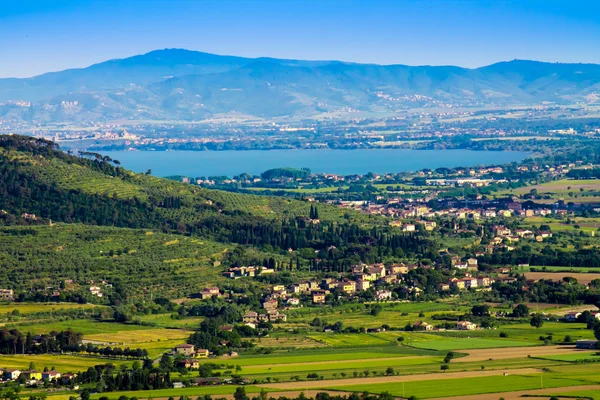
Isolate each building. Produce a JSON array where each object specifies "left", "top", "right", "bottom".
[
  {"left": 375, "top": 290, "right": 393, "bottom": 301},
  {"left": 312, "top": 291, "right": 327, "bottom": 304},
  {"left": 4, "top": 370, "right": 20, "bottom": 380},
  {"left": 243, "top": 311, "right": 258, "bottom": 324},
  {"left": 263, "top": 299, "right": 279, "bottom": 310},
  {"left": 402, "top": 224, "right": 416, "bottom": 232},
  {"left": 413, "top": 321, "right": 433, "bottom": 331},
  {"left": 338, "top": 279, "right": 356, "bottom": 294},
  {"left": 357, "top": 279, "right": 370, "bottom": 291},
  {"left": 286, "top": 297, "right": 300, "bottom": 306},
  {"left": 60, "top": 373, "right": 77, "bottom": 384},
  {"left": 21, "top": 370, "right": 42, "bottom": 381},
  {"left": 42, "top": 371, "right": 61, "bottom": 381},
  {"left": 456, "top": 321, "right": 477, "bottom": 330},
  {"left": 200, "top": 287, "right": 220, "bottom": 299},
  {"left": 196, "top": 349, "right": 210, "bottom": 358},
  {"left": 575, "top": 340, "right": 598, "bottom": 349},
  {"left": 0, "top": 289, "right": 14, "bottom": 301},
  {"left": 89, "top": 286, "right": 103, "bottom": 297},
  {"left": 177, "top": 359, "right": 200, "bottom": 369},
  {"left": 564, "top": 312, "right": 582, "bottom": 322},
  {"left": 174, "top": 344, "right": 195, "bottom": 356}
]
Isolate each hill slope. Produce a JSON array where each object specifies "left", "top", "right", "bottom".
[{"left": 1, "top": 50, "right": 600, "bottom": 123}]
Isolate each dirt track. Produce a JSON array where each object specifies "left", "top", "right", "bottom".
[
  {"left": 257, "top": 368, "right": 541, "bottom": 390},
  {"left": 430, "top": 384, "right": 600, "bottom": 400},
  {"left": 454, "top": 345, "right": 589, "bottom": 362}
]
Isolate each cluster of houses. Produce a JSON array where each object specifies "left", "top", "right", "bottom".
[
  {"left": 172, "top": 344, "right": 211, "bottom": 368},
  {"left": 242, "top": 298, "right": 288, "bottom": 326},
  {"left": 563, "top": 311, "right": 600, "bottom": 322},
  {"left": 337, "top": 197, "right": 562, "bottom": 224},
  {"left": 1, "top": 369, "right": 76, "bottom": 384},
  {"left": 411, "top": 320, "right": 478, "bottom": 331},
  {"left": 482, "top": 225, "right": 552, "bottom": 254}
]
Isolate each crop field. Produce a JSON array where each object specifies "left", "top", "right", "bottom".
[
  {"left": 0, "top": 302, "right": 101, "bottom": 315},
  {"left": 326, "top": 373, "right": 591, "bottom": 398},
  {"left": 308, "top": 333, "right": 396, "bottom": 346},
  {"left": 517, "top": 265, "right": 600, "bottom": 273},
  {"left": 239, "top": 355, "right": 443, "bottom": 375},
  {"left": 319, "top": 365, "right": 600, "bottom": 399},
  {"left": 135, "top": 314, "right": 205, "bottom": 329},
  {"left": 407, "top": 336, "right": 532, "bottom": 351},
  {"left": 424, "top": 322, "right": 595, "bottom": 343},
  {"left": 0, "top": 354, "right": 130, "bottom": 371},
  {"left": 512, "top": 179, "right": 600, "bottom": 196},
  {"left": 246, "top": 336, "right": 325, "bottom": 348},
  {"left": 84, "top": 328, "right": 192, "bottom": 344},
  {"left": 89, "top": 385, "right": 264, "bottom": 400},
  {"left": 550, "top": 389, "right": 600, "bottom": 399},
  {"left": 288, "top": 302, "right": 459, "bottom": 329},
  {"left": 523, "top": 271, "right": 600, "bottom": 285},
  {"left": 12, "top": 319, "right": 155, "bottom": 335},
  {"left": 208, "top": 346, "right": 439, "bottom": 367},
  {"left": 536, "top": 351, "right": 600, "bottom": 362}
]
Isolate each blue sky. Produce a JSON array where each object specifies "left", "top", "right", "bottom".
[{"left": 1, "top": 0, "right": 600, "bottom": 78}]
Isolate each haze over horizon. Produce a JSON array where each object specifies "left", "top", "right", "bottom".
[{"left": 2, "top": 0, "right": 600, "bottom": 78}]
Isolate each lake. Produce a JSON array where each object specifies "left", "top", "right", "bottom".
[{"left": 104, "top": 149, "right": 531, "bottom": 177}]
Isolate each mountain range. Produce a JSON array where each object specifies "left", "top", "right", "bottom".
[{"left": 1, "top": 49, "right": 600, "bottom": 123}]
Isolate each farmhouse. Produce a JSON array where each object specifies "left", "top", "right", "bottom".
[
  {"left": 576, "top": 339, "right": 598, "bottom": 349},
  {"left": 456, "top": 321, "right": 477, "bottom": 330},
  {"left": 286, "top": 297, "right": 300, "bottom": 306},
  {"left": 375, "top": 290, "right": 393, "bottom": 301},
  {"left": 200, "top": 287, "right": 221, "bottom": 299},
  {"left": 564, "top": 312, "right": 582, "bottom": 322},
  {"left": 177, "top": 359, "right": 200, "bottom": 369},
  {"left": 312, "top": 291, "right": 327, "bottom": 304},
  {"left": 174, "top": 343, "right": 195, "bottom": 356},
  {"left": 21, "top": 370, "right": 42, "bottom": 381},
  {"left": 3, "top": 369, "right": 20, "bottom": 380},
  {"left": 0, "top": 289, "right": 14, "bottom": 301},
  {"left": 42, "top": 371, "right": 61, "bottom": 381},
  {"left": 243, "top": 311, "right": 258, "bottom": 323},
  {"left": 413, "top": 321, "right": 433, "bottom": 331},
  {"left": 196, "top": 349, "right": 209, "bottom": 358}
]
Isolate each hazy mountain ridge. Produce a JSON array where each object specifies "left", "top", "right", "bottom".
[{"left": 1, "top": 49, "right": 600, "bottom": 123}]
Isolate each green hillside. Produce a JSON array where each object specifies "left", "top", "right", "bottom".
[
  {"left": 0, "top": 135, "right": 350, "bottom": 229},
  {"left": 0, "top": 135, "right": 432, "bottom": 305}
]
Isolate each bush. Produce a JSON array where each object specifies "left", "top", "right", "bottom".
[{"left": 499, "top": 332, "right": 508, "bottom": 338}]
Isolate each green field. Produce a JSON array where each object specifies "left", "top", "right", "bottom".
[
  {"left": 537, "top": 352, "right": 600, "bottom": 362},
  {"left": 0, "top": 302, "right": 101, "bottom": 315},
  {"left": 407, "top": 336, "right": 532, "bottom": 351},
  {"left": 206, "top": 346, "right": 439, "bottom": 367},
  {"left": 135, "top": 313, "right": 204, "bottom": 329},
  {"left": 326, "top": 371, "right": 599, "bottom": 398},
  {"left": 90, "top": 385, "right": 264, "bottom": 400},
  {"left": 11, "top": 319, "right": 155, "bottom": 335}
]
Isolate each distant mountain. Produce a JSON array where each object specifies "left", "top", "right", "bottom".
[{"left": 1, "top": 49, "right": 600, "bottom": 123}]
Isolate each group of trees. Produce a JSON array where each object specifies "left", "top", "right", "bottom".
[
  {"left": 0, "top": 328, "right": 82, "bottom": 355},
  {"left": 78, "top": 362, "right": 172, "bottom": 393}
]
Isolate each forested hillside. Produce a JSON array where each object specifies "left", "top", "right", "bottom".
[{"left": 0, "top": 135, "right": 433, "bottom": 303}]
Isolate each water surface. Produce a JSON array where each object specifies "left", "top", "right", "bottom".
[{"left": 105, "top": 149, "right": 530, "bottom": 177}]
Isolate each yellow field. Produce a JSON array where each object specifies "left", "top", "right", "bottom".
[
  {"left": 85, "top": 328, "right": 192, "bottom": 345},
  {"left": 0, "top": 354, "right": 130, "bottom": 371}
]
